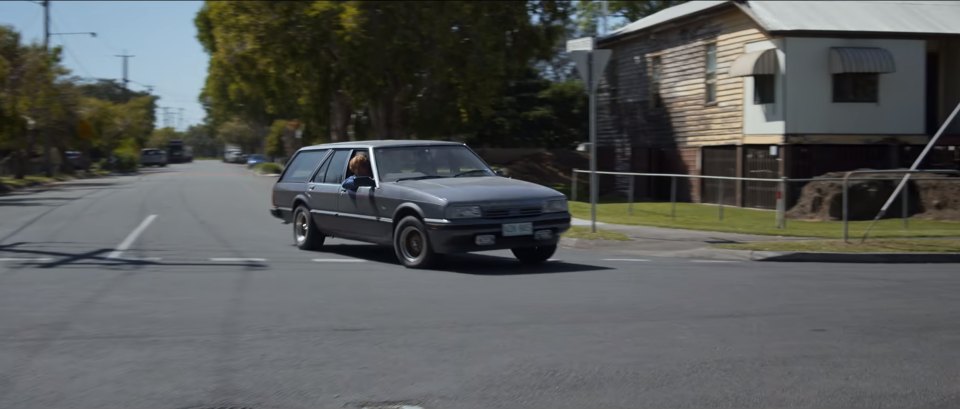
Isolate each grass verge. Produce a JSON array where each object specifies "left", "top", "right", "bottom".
[
  {"left": 716, "top": 239, "right": 960, "bottom": 253},
  {"left": 562, "top": 226, "right": 631, "bottom": 241},
  {"left": 568, "top": 201, "right": 960, "bottom": 239},
  {"left": 253, "top": 162, "right": 284, "bottom": 175}
]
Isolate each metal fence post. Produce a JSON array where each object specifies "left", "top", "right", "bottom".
[
  {"left": 775, "top": 177, "right": 786, "bottom": 229},
  {"left": 571, "top": 169, "right": 578, "bottom": 202},
  {"left": 670, "top": 176, "right": 677, "bottom": 220},
  {"left": 842, "top": 175, "right": 849, "bottom": 242},
  {"left": 628, "top": 176, "right": 634, "bottom": 216},
  {"left": 902, "top": 181, "right": 909, "bottom": 230},
  {"left": 718, "top": 179, "right": 725, "bottom": 221}
]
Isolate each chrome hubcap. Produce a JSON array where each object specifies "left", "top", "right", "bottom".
[{"left": 295, "top": 211, "right": 308, "bottom": 243}]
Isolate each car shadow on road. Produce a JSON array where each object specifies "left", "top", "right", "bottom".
[{"left": 315, "top": 244, "right": 613, "bottom": 275}]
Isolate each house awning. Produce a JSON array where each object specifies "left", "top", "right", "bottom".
[
  {"left": 830, "top": 47, "right": 896, "bottom": 74},
  {"left": 728, "top": 49, "right": 778, "bottom": 77}
]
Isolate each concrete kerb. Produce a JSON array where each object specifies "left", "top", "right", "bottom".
[{"left": 566, "top": 218, "right": 960, "bottom": 263}]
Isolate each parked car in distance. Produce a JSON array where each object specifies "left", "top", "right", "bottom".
[
  {"left": 224, "top": 149, "right": 244, "bottom": 163},
  {"left": 246, "top": 154, "right": 268, "bottom": 168},
  {"left": 64, "top": 151, "right": 90, "bottom": 170},
  {"left": 140, "top": 149, "right": 168, "bottom": 167},
  {"left": 270, "top": 140, "right": 571, "bottom": 268}
]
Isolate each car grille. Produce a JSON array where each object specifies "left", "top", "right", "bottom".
[{"left": 482, "top": 207, "right": 542, "bottom": 218}]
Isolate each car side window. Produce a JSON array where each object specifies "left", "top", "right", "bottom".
[
  {"left": 279, "top": 150, "right": 327, "bottom": 183},
  {"left": 311, "top": 156, "right": 332, "bottom": 183},
  {"left": 322, "top": 150, "right": 351, "bottom": 184}
]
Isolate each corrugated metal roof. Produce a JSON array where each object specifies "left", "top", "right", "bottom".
[
  {"left": 747, "top": 1, "right": 960, "bottom": 34},
  {"left": 602, "top": 0, "right": 960, "bottom": 42},
  {"left": 603, "top": 1, "right": 729, "bottom": 41}
]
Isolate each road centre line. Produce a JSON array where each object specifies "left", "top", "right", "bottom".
[
  {"left": 312, "top": 258, "right": 366, "bottom": 263},
  {"left": 107, "top": 214, "right": 158, "bottom": 259}
]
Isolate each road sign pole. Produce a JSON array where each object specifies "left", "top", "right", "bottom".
[
  {"left": 567, "top": 38, "right": 610, "bottom": 234},
  {"left": 589, "top": 52, "right": 598, "bottom": 233}
]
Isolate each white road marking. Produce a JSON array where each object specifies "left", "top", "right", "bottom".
[
  {"left": 547, "top": 258, "right": 561, "bottom": 262},
  {"left": 312, "top": 258, "right": 366, "bottom": 263},
  {"left": 209, "top": 258, "right": 266, "bottom": 262},
  {"left": 0, "top": 258, "right": 54, "bottom": 262},
  {"left": 603, "top": 258, "right": 651, "bottom": 262},
  {"left": 107, "top": 214, "right": 157, "bottom": 259},
  {"left": 690, "top": 259, "right": 738, "bottom": 263}
]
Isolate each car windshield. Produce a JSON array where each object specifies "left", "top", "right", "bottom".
[{"left": 374, "top": 145, "right": 492, "bottom": 182}]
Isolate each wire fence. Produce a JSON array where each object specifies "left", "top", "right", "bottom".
[{"left": 571, "top": 168, "right": 960, "bottom": 241}]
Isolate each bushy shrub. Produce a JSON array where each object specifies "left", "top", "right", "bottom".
[
  {"left": 253, "top": 162, "right": 284, "bottom": 175},
  {"left": 111, "top": 141, "right": 140, "bottom": 173}
]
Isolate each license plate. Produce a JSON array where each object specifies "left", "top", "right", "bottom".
[{"left": 502, "top": 222, "right": 533, "bottom": 237}]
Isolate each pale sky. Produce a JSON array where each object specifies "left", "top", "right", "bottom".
[{"left": 0, "top": 0, "right": 208, "bottom": 130}]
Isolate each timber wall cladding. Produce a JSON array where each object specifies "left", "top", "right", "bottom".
[{"left": 598, "top": 8, "right": 767, "bottom": 150}]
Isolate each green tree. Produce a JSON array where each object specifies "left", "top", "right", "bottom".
[
  {"left": 265, "top": 119, "right": 287, "bottom": 161},
  {"left": 576, "top": 0, "right": 686, "bottom": 36},
  {"left": 216, "top": 118, "right": 261, "bottom": 154},
  {"left": 147, "top": 127, "right": 181, "bottom": 149},
  {"left": 182, "top": 123, "right": 219, "bottom": 158},
  {"left": 195, "top": 1, "right": 571, "bottom": 144}
]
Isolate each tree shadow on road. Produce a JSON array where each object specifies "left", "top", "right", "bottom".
[
  {"left": 0, "top": 242, "right": 268, "bottom": 270},
  {"left": 314, "top": 243, "right": 613, "bottom": 275}
]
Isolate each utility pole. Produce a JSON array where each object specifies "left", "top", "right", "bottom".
[
  {"left": 178, "top": 108, "right": 185, "bottom": 131},
  {"left": 115, "top": 50, "right": 135, "bottom": 94},
  {"left": 41, "top": 0, "right": 52, "bottom": 176}
]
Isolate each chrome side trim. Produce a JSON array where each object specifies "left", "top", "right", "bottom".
[
  {"left": 338, "top": 213, "right": 379, "bottom": 221},
  {"left": 276, "top": 206, "right": 292, "bottom": 211},
  {"left": 310, "top": 209, "right": 337, "bottom": 216},
  {"left": 424, "top": 218, "right": 450, "bottom": 224}
]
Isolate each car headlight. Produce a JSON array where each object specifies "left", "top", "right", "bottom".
[
  {"left": 542, "top": 198, "right": 568, "bottom": 213},
  {"left": 445, "top": 205, "right": 482, "bottom": 219}
]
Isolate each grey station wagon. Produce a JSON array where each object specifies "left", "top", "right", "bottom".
[{"left": 270, "top": 140, "right": 571, "bottom": 268}]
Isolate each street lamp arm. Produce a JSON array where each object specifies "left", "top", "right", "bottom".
[{"left": 50, "top": 32, "right": 97, "bottom": 37}]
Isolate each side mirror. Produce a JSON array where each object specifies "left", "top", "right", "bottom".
[
  {"left": 494, "top": 170, "right": 505, "bottom": 177},
  {"left": 355, "top": 176, "right": 377, "bottom": 188}
]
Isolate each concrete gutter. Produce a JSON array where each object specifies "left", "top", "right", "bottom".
[{"left": 751, "top": 251, "right": 960, "bottom": 263}]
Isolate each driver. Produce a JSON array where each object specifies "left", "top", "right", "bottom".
[{"left": 341, "top": 153, "right": 373, "bottom": 191}]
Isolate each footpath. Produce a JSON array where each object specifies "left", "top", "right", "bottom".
[{"left": 564, "top": 218, "right": 960, "bottom": 263}]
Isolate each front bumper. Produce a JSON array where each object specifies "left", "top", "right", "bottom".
[{"left": 424, "top": 213, "right": 571, "bottom": 254}]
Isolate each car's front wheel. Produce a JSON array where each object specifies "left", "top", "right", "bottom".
[
  {"left": 394, "top": 216, "right": 438, "bottom": 269},
  {"left": 511, "top": 245, "right": 556, "bottom": 264},
  {"left": 293, "top": 206, "right": 325, "bottom": 250}
]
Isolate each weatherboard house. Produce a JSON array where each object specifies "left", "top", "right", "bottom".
[{"left": 593, "top": 0, "right": 960, "bottom": 208}]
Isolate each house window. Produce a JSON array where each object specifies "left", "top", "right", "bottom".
[
  {"left": 705, "top": 43, "right": 717, "bottom": 104},
  {"left": 833, "top": 73, "right": 878, "bottom": 102},
  {"left": 650, "top": 55, "right": 663, "bottom": 108},
  {"left": 754, "top": 74, "right": 774, "bottom": 104}
]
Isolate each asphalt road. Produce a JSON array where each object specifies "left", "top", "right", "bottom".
[{"left": 1, "top": 160, "right": 959, "bottom": 409}]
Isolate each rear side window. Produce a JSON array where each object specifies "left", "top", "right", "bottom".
[
  {"left": 322, "top": 150, "right": 351, "bottom": 184},
  {"left": 280, "top": 150, "right": 327, "bottom": 183}
]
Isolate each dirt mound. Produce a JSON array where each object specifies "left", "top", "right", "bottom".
[{"left": 788, "top": 170, "right": 960, "bottom": 221}]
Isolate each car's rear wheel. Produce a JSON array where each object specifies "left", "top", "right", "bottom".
[
  {"left": 511, "top": 245, "right": 556, "bottom": 264},
  {"left": 293, "top": 206, "right": 325, "bottom": 250},
  {"left": 394, "top": 216, "right": 437, "bottom": 269}
]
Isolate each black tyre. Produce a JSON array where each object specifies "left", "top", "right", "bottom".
[
  {"left": 293, "top": 206, "right": 325, "bottom": 250},
  {"left": 511, "top": 245, "right": 556, "bottom": 265},
  {"left": 393, "top": 216, "right": 438, "bottom": 269}
]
